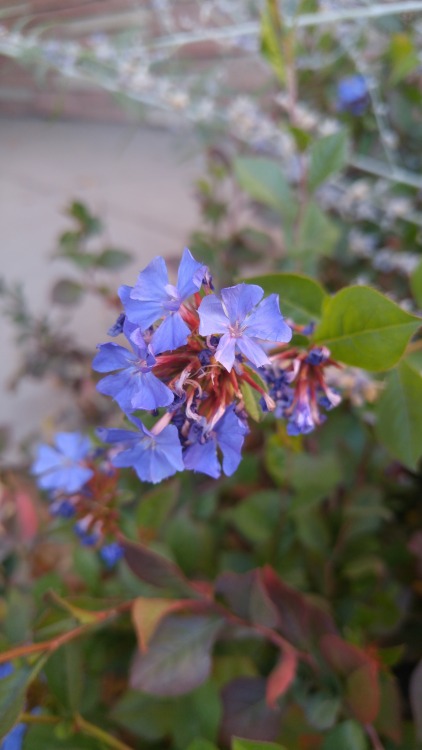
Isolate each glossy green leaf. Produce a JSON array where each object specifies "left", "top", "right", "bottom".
[
  {"left": 375, "top": 360, "right": 422, "bottom": 469},
  {"left": 322, "top": 720, "right": 367, "bottom": 750},
  {"left": 243, "top": 272, "right": 326, "bottom": 323},
  {"left": 0, "top": 656, "right": 47, "bottom": 740},
  {"left": 308, "top": 130, "right": 348, "bottom": 192},
  {"left": 234, "top": 157, "right": 296, "bottom": 222},
  {"left": 130, "top": 614, "right": 223, "bottom": 696},
  {"left": 44, "top": 642, "right": 83, "bottom": 712},
  {"left": 314, "top": 286, "right": 421, "bottom": 370},
  {"left": 411, "top": 260, "right": 422, "bottom": 308}
]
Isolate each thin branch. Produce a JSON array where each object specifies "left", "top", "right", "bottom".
[
  {"left": 74, "top": 714, "right": 134, "bottom": 750},
  {"left": 365, "top": 723, "right": 386, "bottom": 750}
]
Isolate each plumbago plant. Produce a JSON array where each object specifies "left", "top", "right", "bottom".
[{"left": 1, "top": 242, "right": 422, "bottom": 750}]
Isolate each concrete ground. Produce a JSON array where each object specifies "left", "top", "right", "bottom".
[{"left": 0, "top": 117, "right": 202, "bottom": 459}]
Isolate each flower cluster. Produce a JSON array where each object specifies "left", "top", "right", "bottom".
[
  {"left": 32, "top": 250, "right": 343, "bottom": 505},
  {"left": 31, "top": 432, "right": 123, "bottom": 566}
]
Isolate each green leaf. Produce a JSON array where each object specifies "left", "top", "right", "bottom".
[
  {"left": 243, "top": 272, "right": 326, "bottom": 324},
  {"left": 234, "top": 157, "right": 296, "bottom": 223},
  {"left": 288, "top": 452, "right": 341, "bottom": 511},
  {"left": 44, "top": 642, "right": 83, "bottom": 713},
  {"left": 322, "top": 720, "right": 367, "bottom": 750},
  {"left": 240, "top": 381, "right": 262, "bottom": 422},
  {"left": 130, "top": 614, "right": 223, "bottom": 696},
  {"left": 233, "top": 739, "right": 287, "bottom": 750},
  {"left": 390, "top": 33, "right": 419, "bottom": 85},
  {"left": 24, "top": 725, "right": 100, "bottom": 749},
  {"left": 0, "top": 656, "right": 47, "bottom": 740},
  {"left": 411, "top": 260, "right": 422, "bottom": 308},
  {"left": 111, "top": 690, "right": 172, "bottom": 741},
  {"left": 303, "top": 691, "right": 341, "bottom": 731},
  {"left": 260, "top": 1, "right": 285, "bottom": 84},
  {"left": 96, "top": 248, "right": 132, "bottom": 270},
  {"left": 136, "top": 482, "right": 178, "bottom": 531},
  {"left": 296, "top": 202, "right": 339, "bottom": 258},
  {"left": 314, "top": 286, "right": 421, "bottom": 370},
  {"left": 375, "top": 360, "right": 422, "bottom": 469},
  {"left": 51, "top": 279, "right": 84, "bottom": 307},
  {"left": 308, "top": 130, "right": 348, "bottom": 192},
  {"left": 224, "top": 491, "right": 281, "bottom": 544},
  {"left": 187, "top": 740, "right": 219, "bottom": 750},
  {"left": 68, "top": 201, "right": 102, "bottom": 236}
]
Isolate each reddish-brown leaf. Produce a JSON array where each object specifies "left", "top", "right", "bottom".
[
  {"left": 346, "top": 661, "right": 380, "bottom": 724},
  {"left": 15, "top": 490, "right": 39, "bottom": 542},
  {"left": 266, "top": 648, "right": 297, "bottom": 708},
  {"left": 261, "top": 566, "right": 336, "bottom": 649},
  {"left": 120, "top": 536, "right": 197, "bottom": 597}
]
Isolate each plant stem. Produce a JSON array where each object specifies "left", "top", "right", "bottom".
[
  {"left": 74, "top": 714, "right": 134, "bottom": 750},
  {"left": 366, "top": 724, "right": 385, "bottom": 750},
  {"left": 0, "top": 600, "right": 132, "bottom": 665},
  {"left": 20, "top": 713, "right": 61, "bottom": 725}
]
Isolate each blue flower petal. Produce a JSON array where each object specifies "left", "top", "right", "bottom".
[
  {"left": 131, "top": 371, "right": 174, "bottom": 410},
  {"left": 1, "top": 721, "right": 26, "bottom": 750},
  {"left": 96, "top": 427, "right": 140, "bottom": 445},
  {"left": 198, "top": 295, "right": 228, "bottom": 336},
  {"left": 245, "top": 294, "right": 292, "bottom": 343},
  {"left": 150, "top": 311, "right": 190, "bottom": 354},
  {"left": 129, "top": 256, "right": 170, "bottom": 327},
  {"left": 92, "top": 342, "right": 137, "bottom": 373},
  {"left": 32, "top": 444, "right": 62, "bottom": 475},
  {"left": 214, "top": 332, "right": 237, "bottom": 371},
  {"left": 176, "top": 247, "right": 206, "bottom": 300},
  {"left": 111, "top": 423, "right": 183, "bottom": 484},
  {"left": 236, "top": 336, "right": 271, "bottom": 368},
  {"left": 215, "top": 407, "right": 248, "bottom": 475},
  {"left": 55, "top": 433, "right": 92, "bottom": 461},
  {"left": 183, "top": 438, "right": 220, "bottom": 478},
  {"left": 220, "top": 284, "right": 263, "bottom": 325}
]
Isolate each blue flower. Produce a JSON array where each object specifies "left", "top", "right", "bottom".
[
  {"left": 0, "top": 663, "right": 13, "bottom": 680},
  {"left": 100, "top": 542, "right": 124, "bottom": 568},
  {"left": 183, "top": 406, "right": 248, "bottom": 478},
  {"left": 31, "top": 433, "right": 93, "bottom": 494},
  {"left": 1, "top": 722, "right": 26, "bottom": 750},
  {"left": 74, "top": 517, "right": 100, "bottom": 546},
  {"left": 198, "top": 284, "right": 292, "bottom": 371},
  {"left": 98, "top": 418, "right": 184, "bottom": 484},
  {"left": 337, "top": 75, "right": 368, "bottom": 115},
  {"left": 119, "top": 248, "right": 206, "bottom": 355},
  {"left": 287, "top": 396, "right": 316, "bottom": 436},
  {"left": 93, "top": 323, "right": 174, "bottom": 413}
]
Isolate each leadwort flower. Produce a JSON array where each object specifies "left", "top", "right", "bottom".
[
  {"left": 33, "top": 250, "right": 344, "bottom": 533},
  {"left": 31, "top": 432, "right": 93, "bottom": 493}
]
